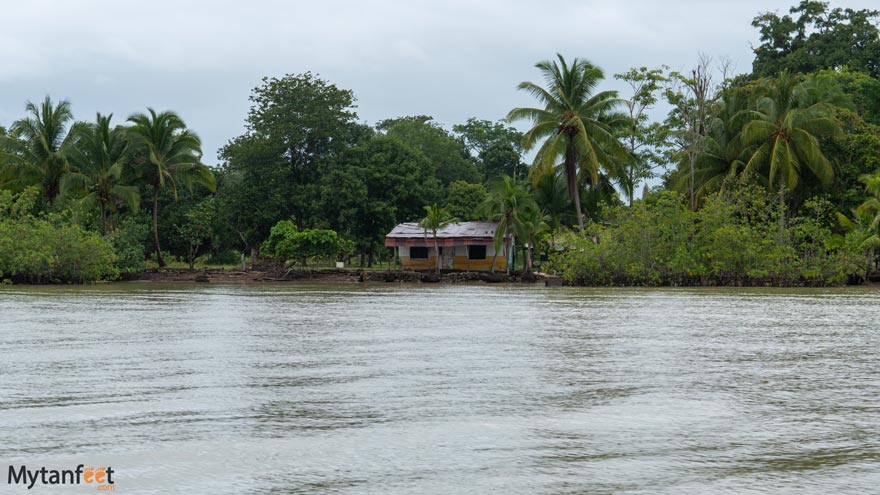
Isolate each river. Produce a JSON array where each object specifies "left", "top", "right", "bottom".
[{"left": 1, "top": 283, "right": 878, "bottom": 494}]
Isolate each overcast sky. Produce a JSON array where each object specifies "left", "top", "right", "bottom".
[{"left": 0, "top": 1, "right": 873, "bottom": 165}]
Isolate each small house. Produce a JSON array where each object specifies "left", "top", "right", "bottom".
[{"left": 385, "top": 221, "right": 511, "bottom": 271}]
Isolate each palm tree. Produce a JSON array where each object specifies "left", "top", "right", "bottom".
[
  {"left": 533, "top": 172, "right": 571, "bottom": 246},
  {"left": 507, "top": 54, "right": 626, "bottom": 232},
  {"left": 127, "top": 108, "right": 215, "bottom": 267},
  {"left": 580, "top": 172, "right": 621, "bottom": 224},
  {"left": 0, "top": 97, "right": 75, "bottom": 205},
  {"left": 513, "top": 206, "right": 549, "bottom": 274},
  {"left": 670, "top": 90, "right": 751, "bottom": 205},
  {"left": 858, "top": 172, "right": 880, "bottom": 230},
  {"left": 62, "top": 113, "right": 140, "bottom": 234},
  {"left": 837, "top": 209, "right": 880, "bottom": 279},
  {"left": 841, "top": 171, "right": 880, "bottom": 276},
  {"left": 740, "top": 71, "right": 845, "bottom": 226},
  {"left": 418, "top": 203, "right": 457, "bottom": 274},
  {"left": 479, "top": 175, "right": 536, "bottom": 274}
]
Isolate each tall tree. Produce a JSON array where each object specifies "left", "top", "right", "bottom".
[
  {"left": 445, "top": 180, "right": 487, "bottom": 221},
  {"left": 220, "top": 73, "right": 363, "bottom": 240},
  {"left": 664, "top": 55, "right": 719, "bottom": 211},
  {"left": 453, "top": 118, "right": 524, "bottom": 180},
  {"left": 418, "top": 203, "right": 457, "bottom": 274},
  {"left": 378, "top": 116, "right": 481, "bottom": 185},
  {"left": 0, "top": 97, "right": 75, "bottom": 205},
  {"left": 62, "top": 113, "right": 139, "bottom": 233},
  {"left": 751, "top": 1, "right": 880, "bottom": 78},
  {"left": 668, "top": 89, "right": 751, "bottom": 205},
  {"left": 319, "top": 135, "right": 441, "bottom": 266},
  {"left": 508, "top": 54, "right": 625, "bottom": 232},
  {"left": 614, "top": 66, "right": 668, "bottom": 206},
  {"left": 740, "top": 71, "right": 846, "bottom": 228},
  {"left": 127, "top": 108, "right": 215, "bottom": 267}
]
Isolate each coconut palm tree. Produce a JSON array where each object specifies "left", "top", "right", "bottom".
[
  {"left": 418, "top": 203, "right": 457, "bottom": 274},
  {"left": 513, "top": 206, "right": 549, "bottom": 274},
  {"left": 507, "top": 54, "right": 626, "bottom": 232},
  {"left": 62, "top": 113, "right": 139, "bottom": 234},
  {"left": 837, "top": 208, "right": 880, "bottom": 279},
  {"left": 479, "top": 175, "right": 536, "bottom": 274},
  {"left": 533, "top": 171, "right": 571, "bottom": 246},
  {"left": 858, "top": 172, "right": 880, "bottom": 230},
  {"left": 127, "top": 108, "right": 215, "bottom": 267},
  {"left": 740, "top": 72, "right": 845, "bottom": 225},
  {"left": 0, "top": 97, "right": 75, "bottom": 205},
  {"left": 670, "top": 90, "right": 751, "bottom": 205}
]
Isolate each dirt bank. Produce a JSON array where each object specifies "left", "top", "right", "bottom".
[{"left": 128, "top": 268, "right": 553, "bottom": 284}]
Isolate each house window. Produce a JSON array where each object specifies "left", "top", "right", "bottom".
[
  {"left": 468, "top": 245, "right": 487, "bottom": 260},
  {"left": 410, "top": 246, "right": 429, "bottom": 259}
]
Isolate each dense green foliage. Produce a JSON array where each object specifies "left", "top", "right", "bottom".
[
  {"left": 108, "top": 218, "right": 149, "bottom": 276},
  {"left": 262, "top": 220, "right": 355, "bottom": 266},
  {"left": 453, "top": 118, "right": 525, "bottom": 179},
  {"left": 445, "top": 181, "right": 487, "bottom": 220},
  {"left": 751, "top": 1, "right": 880, "bottom": 78},
  {"left": 549, "top": 187, "right": 857, "bottom": 286},
  {"left": 0, "top": 189, "right": 116, "bottom": 283},
  {"left": 0, "top": 97, "right": 76, "bottom": 205},
  {"left": 378, "top": 116, "right": 481, "bottom": 185},
  {"left": 219, "top": 73, "right": 364, "bottom": 247}
]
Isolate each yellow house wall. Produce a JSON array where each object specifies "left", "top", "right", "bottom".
[{"left": 399, "top": 255, "right": 507, "bottom": 271}]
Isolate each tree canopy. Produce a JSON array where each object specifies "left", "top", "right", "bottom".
[{"left": 751, "top": 1, "right": 880, "bottom": 78}]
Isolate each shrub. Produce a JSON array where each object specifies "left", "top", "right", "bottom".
[
  {"left": 262, "top": 220, "right": 355, "bottom": 266},
  {"left": 109, "top": 218, "right": 149, "bottom": 276},
  {"left": 548, "top": 186, "right": 854, "bottom": 286},
  {"left": 0, "top": 215, "right": 116, "bottom": 283}
]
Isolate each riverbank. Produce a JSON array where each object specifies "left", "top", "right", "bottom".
[
  {"left": 127, "top": 268, "right": 552, "bottom": 284},
  {"left": 125, "top": 268, "right": 880, "bottom": 287}
]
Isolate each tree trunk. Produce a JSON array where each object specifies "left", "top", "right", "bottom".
[
  {"left": 565, "top": 146, "right": 585, "bottom": 233},
  {"left": 152, "top": 188, "right": 165, "bottom": 267},
  {"left": 628, "top": 133, "right": 636, "bottom": 208},
  {"left": 688, "top": 152, "right": 696, "bottom": 211},
  {"left": 778, "top": 178, "right": 786, "bottom": 236},
  {"left": 100, "top": 206, "right": 108, "bottom": 236}
]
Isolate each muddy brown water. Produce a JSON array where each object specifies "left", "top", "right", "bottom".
[{"left": 1, "top": 283, "right": 878, "bottom": 494}]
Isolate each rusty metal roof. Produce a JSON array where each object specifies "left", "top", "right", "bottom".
[{"left": 385, "top": 221, "right": 505, "bottom": 239}]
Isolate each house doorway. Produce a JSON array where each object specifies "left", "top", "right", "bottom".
[{"left": 441, "top": 247, "right": 454, "bottom": 270}]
